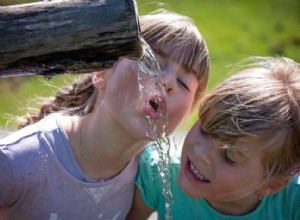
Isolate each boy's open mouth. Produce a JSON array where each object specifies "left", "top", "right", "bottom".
[
  {"left": 187, "top": 159, "right": 210, "bottom": 183},
  {"left": 190, "top": 162, "right": 209, "bottom": 182}
]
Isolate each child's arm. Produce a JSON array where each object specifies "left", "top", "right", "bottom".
[
  {"left": 126, "top": 187, "right": 155, "bottom": 220},
  {"left": 127, "top": 146, "right": 164, "bottom": 219}
]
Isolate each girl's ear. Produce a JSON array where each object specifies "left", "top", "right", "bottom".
[
  {"left": 92, "top": 70, "right": 108, "bottom": 90},
  {"left": 263, "top": 176, "right": 290, "bottom": 196}
]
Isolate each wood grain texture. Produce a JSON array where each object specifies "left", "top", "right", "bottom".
[{"left": 0, "top": 0, "right": 143, "bottom": 77}]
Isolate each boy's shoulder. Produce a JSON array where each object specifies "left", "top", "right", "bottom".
[
  {"left": 289, "top": 175, "right": 300, "bottom": 196},
  {"left": 284, "top": 175, "right": 300, "bottom": 194},
  {"left": 261, "top": 176, "right": 300, "bottom": 219}
]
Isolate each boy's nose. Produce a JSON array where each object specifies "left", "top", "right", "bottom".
[{"left": 193, "top": 143, "right": 212, "bottom": 166}]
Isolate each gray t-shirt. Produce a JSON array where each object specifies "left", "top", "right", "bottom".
[{"left": 0, "top": 114, "right": 139, "bottom": 220}]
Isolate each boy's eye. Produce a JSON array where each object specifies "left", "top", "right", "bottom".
[
  {"left": 223, "top": 148, "right": 237, "bottom": 165},
  {"left": 177, "top": 78, "right": 190, "bottom": 91}
]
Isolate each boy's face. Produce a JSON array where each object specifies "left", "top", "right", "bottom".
[
  {"left": 178, "top": 120, "right": 266, "bottom": 207},
  {"left": 103, "top": 56, "right": 198, "bottom": 139}
]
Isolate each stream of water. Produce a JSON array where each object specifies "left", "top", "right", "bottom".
[{"left": 137, "top": 39, "right": 173, "bottom": 220}]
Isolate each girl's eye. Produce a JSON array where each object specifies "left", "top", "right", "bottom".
[
  {"left": 177, "top": 78, "right": 190, "bottom": 91},
  {"left": 223, "top": 149, "right": 237, "bottom": 165}
]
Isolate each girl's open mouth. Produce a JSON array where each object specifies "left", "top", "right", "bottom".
[
  {"left": 149, "top": 99, "right": 159, "bottom": 111},
  {"left": 143, "top": 95, "right": 166, "bottom": 120}
]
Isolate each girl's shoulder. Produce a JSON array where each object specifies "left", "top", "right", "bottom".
[
  {"left": 0, "top": 113, "right": 63, "bottom": 146},
  {"left": 0, "top": 113, "right": 66, "bottom": 170}
]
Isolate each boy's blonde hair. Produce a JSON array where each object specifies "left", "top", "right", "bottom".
[
  {"left": 199, "top": 56, "right": 300, "bottom": 178},
  {"left": 18, "top": 11, "right": 210, "bottom": 128}
]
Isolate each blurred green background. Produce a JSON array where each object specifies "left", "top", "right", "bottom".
[{"left": 0, "top": 0, "right": 299, "bottom": 130}]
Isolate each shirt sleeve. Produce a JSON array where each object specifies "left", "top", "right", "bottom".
[
  {"left": 135, "top": 146, "right": 163, "bottom": 210},
  {"left": 0, "top": 146, "right": 18, "bottom": 208},
  {"left": 289, "top": 176, "right": 300, "bottom": 220}
]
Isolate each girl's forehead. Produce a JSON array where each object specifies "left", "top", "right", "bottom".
[{"left": 154, "top": 48, "right": 196, "bottom": 72}]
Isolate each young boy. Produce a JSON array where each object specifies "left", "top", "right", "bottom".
[{"left": 128, "top": 56, "right": 300, "bottom": 220}]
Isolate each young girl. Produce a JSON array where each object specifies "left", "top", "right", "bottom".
[
  {"left": 0, "top": 12, "right": 209, "bottom": 219},
  {"left": 129, "top": 56, "right": 300, "bottom": 220}
]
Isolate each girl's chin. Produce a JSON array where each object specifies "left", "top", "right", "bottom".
[
  {"left": 124, "top": 124, "right": 149, "bottom": 140},
  {"left": 143, "top": 106, "right": 159, "bottom": 120},
  {"left": 128, "top": 124, "right": 162, "bottom": 140}
]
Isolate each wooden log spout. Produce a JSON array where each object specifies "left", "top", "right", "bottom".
[{"left": 0, "top": 0, "right": 143, "bottom": 78}]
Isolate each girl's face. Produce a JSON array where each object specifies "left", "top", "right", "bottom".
[
  {"left": 102, "top": 56, "right": 198, "bottom": 140},
  {"left": 156, "top": 53, "right": 198, "bottom": 132},
  {"left": 179, "top": 120, "right": 266, "bottom": 208}
]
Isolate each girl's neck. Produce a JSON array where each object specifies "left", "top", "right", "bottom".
[
  {"left": 65, "top": 114, "right": 147, "bottom": 181},
  {"left": 206, "top": 196, "right": 261, "bottom": 216}
]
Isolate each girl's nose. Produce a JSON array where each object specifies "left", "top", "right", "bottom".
[
  {"left": 163, "top": 82, "right": 172, "bottom": 93},
  {"left": 162, "top": 70, "right": 175, "bottom": 94},
  {"left": 193, "top": 143, "right": 212, "bottom": 166}
]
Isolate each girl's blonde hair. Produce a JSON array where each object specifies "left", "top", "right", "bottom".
[
  {"left": 18, "top": 11, "right": 210, "bottom": 128},
  {"left": 140, "top": 11, "right": 209, "bottom": 109},
  {"left": 199, "top": 56, "right": 300, "bottom": 178}
]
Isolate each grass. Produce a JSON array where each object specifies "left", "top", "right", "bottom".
[
  {"left": 137, "top": 0, "right": 299, "bottom": 87},
  {"left": 0, "top": 0, "right": 299, "bottom": 129},
  {"left": 0, "top": 0, "right": 39, "bottom": 6}
]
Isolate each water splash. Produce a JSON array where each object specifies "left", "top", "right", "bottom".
[{"left": 138, "top": 39, "right": 173, "bottom": 220}]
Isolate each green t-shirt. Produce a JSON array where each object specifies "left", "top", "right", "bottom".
[{"left": 136, "top": 146, "right": 300, "bottom": 220}]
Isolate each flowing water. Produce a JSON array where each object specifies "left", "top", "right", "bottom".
[{"left": 137, "top": 39, "right": 173, "bottom": 220}]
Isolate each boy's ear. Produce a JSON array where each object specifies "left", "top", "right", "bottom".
[
  {"left": 263, "top": 176, "right": 290, "bottom": 196},
  {"left": 92, "top": 71, "right": 108, "bottom": 90}
]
